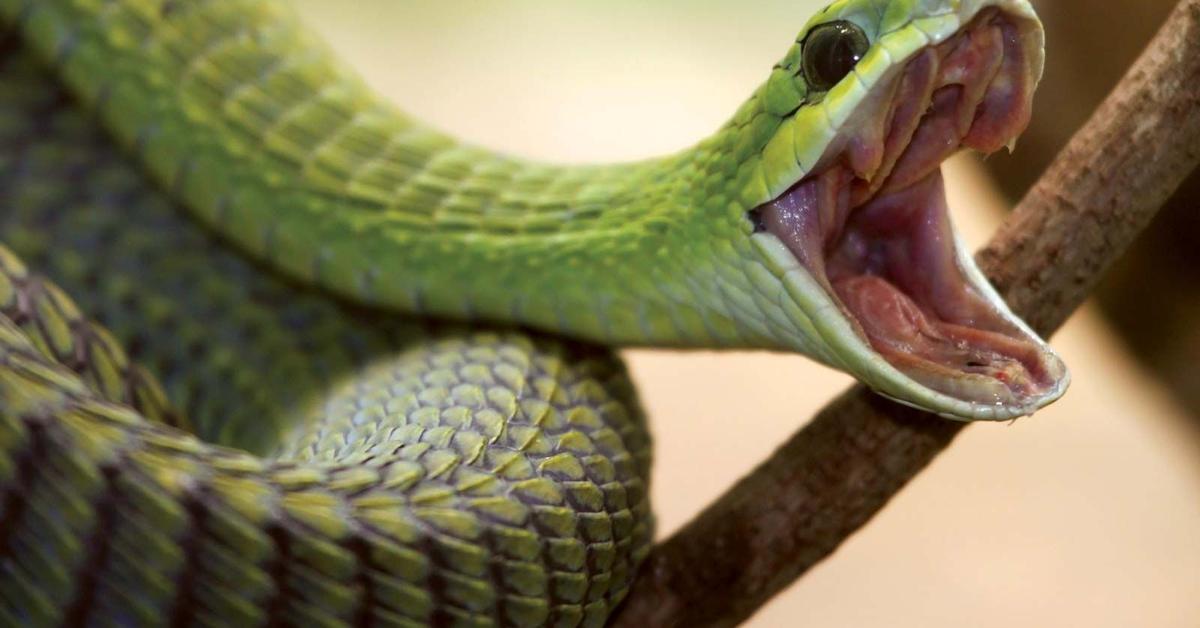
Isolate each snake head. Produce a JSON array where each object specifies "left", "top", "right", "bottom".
[{"left": 739, "top": 0, "right": 1067, "bottom": 420}]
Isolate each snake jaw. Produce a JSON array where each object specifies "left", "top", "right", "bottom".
[{"left": 753, "top": 4, "right": 1067, "bottom": 420}]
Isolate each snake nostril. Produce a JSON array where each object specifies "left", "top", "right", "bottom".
[{"left": 748, "top": 208, "right": 768, "bottom": 233}]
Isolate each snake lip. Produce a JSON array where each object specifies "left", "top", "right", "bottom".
[{"left": 754, "top": 7, "right": 1067, "bottom": 419}]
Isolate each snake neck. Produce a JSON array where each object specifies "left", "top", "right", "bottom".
[{"left": 5, "top": 0, "right": 795, "bottom": 349}]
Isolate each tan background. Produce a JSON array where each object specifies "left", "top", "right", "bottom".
[{"left": 292, "top": 2, "right": 1200, "bottom": 625}]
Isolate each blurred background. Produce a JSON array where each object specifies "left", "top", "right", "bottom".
[{"left": 291, "top": 1, "right": 1200, "bottom": 625}]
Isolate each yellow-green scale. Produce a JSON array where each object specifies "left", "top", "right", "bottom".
[
  {"left": 0, "top": 19, "right": 654, "bottom": 627},
  {"left": 0, "top": 0, "right": 1067, "bottom": 623},
  {"left": 4, "top": 0, "right": 821, "bottom": 353}
]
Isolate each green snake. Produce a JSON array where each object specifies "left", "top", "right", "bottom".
[{"left": 0, "top": 0, "right": 1068, "bottom": 625}]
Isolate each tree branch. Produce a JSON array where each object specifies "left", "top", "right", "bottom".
[{"left": 613, "top": 0, "right": 1200, "bottom": 625}]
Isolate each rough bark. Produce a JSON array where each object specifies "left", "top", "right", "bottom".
[{"left": 612, "top": 0, "right": 1200, "bottom": 625}]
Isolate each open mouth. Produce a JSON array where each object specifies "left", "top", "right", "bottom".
[{"left": 753, "top": 9, "right": 1066, "bottom": 415}]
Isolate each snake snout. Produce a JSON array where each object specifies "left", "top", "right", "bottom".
[{"left": 753, "top": 5, "right": 1067, "bottom": 420}]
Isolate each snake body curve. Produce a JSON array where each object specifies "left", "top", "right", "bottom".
[{"left": 0, "top": 0, "right": 1066, "bottom": 626}]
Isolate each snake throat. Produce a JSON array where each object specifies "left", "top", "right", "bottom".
[{"left": 755, "top": 9, "right": 1064, "bottom": 412}]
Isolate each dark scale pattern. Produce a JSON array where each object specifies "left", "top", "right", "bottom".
[
  {"left": 0, "top": 44, "right": 653, "bottom": 627},
  {"left": 0, "top": 247, "right": 185, "bottom": 431},
  {"left": 0, "top": 47, "right": 415, "bottom": 452}
]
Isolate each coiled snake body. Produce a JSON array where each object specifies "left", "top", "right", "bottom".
[{"left": 0, "top": 0, "right": 1067, "bottom": 625}]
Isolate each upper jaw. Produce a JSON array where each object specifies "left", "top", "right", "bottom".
[{"left": 751, "top": 3, "right": 1067, "bottom": 421}]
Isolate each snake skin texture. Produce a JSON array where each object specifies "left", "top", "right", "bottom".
[
  {"left": 0, "top": 41, "right": 653, "bottom": 626},
  {"left": 0, "top": 0, "right": 1064, "bottom": 624},
  {"left": 0, "top": 0, "right": 1064, "bottom": 422}
]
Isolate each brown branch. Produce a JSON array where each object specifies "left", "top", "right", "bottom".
[{"left": 613, "top": 1, "right": 1200, "bottom": 626}]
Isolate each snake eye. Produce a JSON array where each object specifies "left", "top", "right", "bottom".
[{"left": 802, "top": 21, "right": 869, "bottom": 91}]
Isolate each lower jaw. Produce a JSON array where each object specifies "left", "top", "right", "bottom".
[
  {"left": 828, "top": 169, "right": 1057, "bottom": 407},
  {"left": 756, "top": 166, "right": 1068, "bottom": 418}
]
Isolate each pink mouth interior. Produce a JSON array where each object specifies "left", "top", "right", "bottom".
[{"left": 757, "top": 11, "right": 1061, "bottom": 406}]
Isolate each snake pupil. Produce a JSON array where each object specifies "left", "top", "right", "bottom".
[{"left": 802, "top": 20, "right": 869, "bottom": 91}]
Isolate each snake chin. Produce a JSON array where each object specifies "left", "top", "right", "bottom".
[{"left": 755, "top": 8, "right": 1066, "bottom": 416}]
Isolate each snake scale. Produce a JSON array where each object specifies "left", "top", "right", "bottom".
[{"left": 0, "top": 0, "right": 1068, "bottom": 626}]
